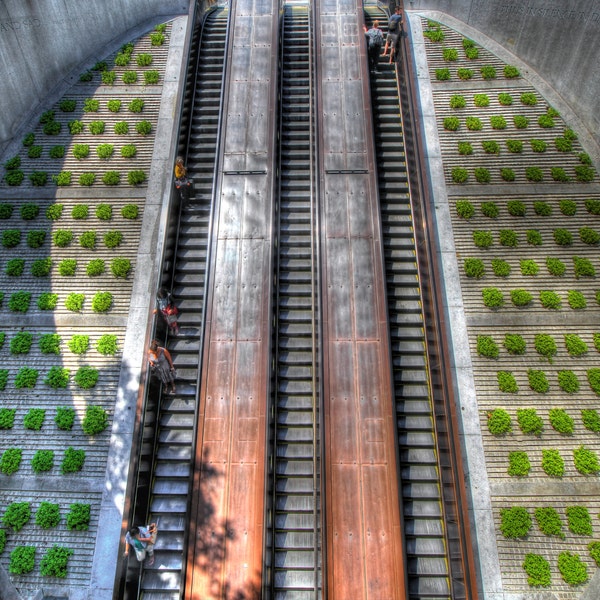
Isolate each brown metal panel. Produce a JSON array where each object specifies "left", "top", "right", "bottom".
[{"left": 325, "top": 238, "right": 353, "bottom": 341}]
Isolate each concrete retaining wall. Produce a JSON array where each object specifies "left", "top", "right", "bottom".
[
  {"left": 0, "top": 0, "right": 188, "bottom": 154},
  {"left": 409, "top": 0, "right": 600, "bottom": 157}
]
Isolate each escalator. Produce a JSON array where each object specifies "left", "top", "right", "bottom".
[
  {"left": 365, "top": 7, "right": 452, "bottom": 599},
  {"left": 271, "top": 5, "right": 322, "bottom": 599},
  {"left": 135, "top": 9, "right": 228, "bottom": 599}
]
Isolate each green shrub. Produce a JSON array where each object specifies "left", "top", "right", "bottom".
[
  {"left": 59, "top": 259, "right": 77, "bottom": 276},
  {"left": 68, "top": 119, "right": 84, "bottom": 134},
  {"left": 443, "top": 116, "right": 459, "bottom": 131},
  {"left": 102, "top": 70, "right": 116, "bottom": 85},
  {"left": 107, "top": 99, "right": 122, "bottom": 112},
  {"left": 456, "top": 200, "right": 474, "bottom": 219},
  {"left": 522, "top": 553, "right": 551, "bottom": 587},
  {"left": 575, "top": 165, "right": 596, "bottom": 182},
  {"left": 96, "top": 144, "right": 114, "bottom": 159},
  {"left": 75, "top": 366, "right": 99, "bottom": 389},
  {"left": 0, "top": 332, "right": 4, "bottom": 350},
  {"left": 546, "top": 257, "right": 565, "bottom": 276},
  {"left": 31, "top": 450, "right": 54, "bottom": 473},
  {"left": 114, "top": 52, "right": 131, "bottom": 67},
  {"left": 535, "top": 334, "right": 557, "bottom": 360},
  {"left": 480, "top": 202, "right": 498, "bottom": 218},
  {"left": 463, "top": 258, "right": 484, "bottom": 278},
  {"left": 97, "top": 334, "right": 119, "bottom": 355},
  {"left": 60, "top": 447, "right": 85, "bottom": 474},
  {"left": 503, "top": 64, "right": 520, "bottom": 78},
  {"left": 465, "top": 116, "right": 482, "bottom": 130},
  {"left": 0, "top": 408, "right": 15, "bottom": 429},
  {"left": 73, "top": 144, "right": 90, "bottom": 159},
  {"left": 504, "top": 334, "right": 525, "bottom": 355},
  {"left": 491, "top": 259, "right": 511, "bottom": 277},
  {"left": 102, "top": 171, "right": 121, "bottom": 185},
  {"left": 574, "top": 446, "right": 600, "bottom": 475},
  {"left": 128, "top": 98, "right": 145, "bottom": 113},
  {"left": 96, "top": 204, "right": 113, "bottom": 220},
  {"left": 128, "top": 170, "right": 146, "bottom": 185},
  {"left": 46, "top": 203, "right": 64, "bottom": 220},
  {"left": 590, "top": 542, "right": 600, "bottom": 567},
  {"left": 135, "top": 120, "right": 152, "bottom": 135},
  {"left": 442, "top": 47, "right": 458, "bottom": 61},
  {"left": 483, "top": 288, "right": 504, "bottom": 308},
  {"left": 80, "top": 231, "right": 97, "bottom": 249},
  {"left": 27, "top": 229, "right": 47, "bottom": 248},
  {"left": 122, "top": 204, "right": 139, "bottom": 219},
  {"left": 464, "top": 46, "right": 478, "bottom": 59},
  {"left": 538, "top": 114, "right": 555, "bottom": 128},
  {"left": 555, "top": 137, "right": 573, "bottom": 152},
  {"left": 477, "top": 335, "right": 498, "bottom": 358},
  {"left": 92, "top": 291, "right": 113, "bottom": 312},
  {"left": 53, "top": 171, "right": 73, "bottom": 186},
  {"left": 114, "top": 121, "right": 129, "bottom": 134},
  {"left": 526, "top": 167, "right": 543, "bottom": 182},
  {"left": 520, "top": 92, "right": 538, "bottom": 105},
  {"left": 31, "top": 257, "right": 52, "bottom": 277},
  {"left": 45, "top": 366, "right": 70, "bottom": 389},
  {"left": 535, "top": 507, "right": 564, "bottom": 538},
  {"left": 584, "top": 199, "right": 600, "bottom": 214},
  {"left": 122, "top": 71, "right": 137, "bottom": 84},
  {"left": 530, "top": 138, "right": 546, "bottom": 152},
  {"left": 22, "top": 132, "right": 35, "bottom": 146},
  {"left": 582, "top": 409, "right": 600, "bottom": 432},
  {"left": 89, "top": 121, "right": 105, "bottom": 135},
  {"left": 518, "top": 408, "right": 543, "bottom": 435},
  {"left": 150, "top": 31, "right": 165, "bottom": 45},
  {"left": 1, "top": 229, "right": 17, "bottom": 249},
  {"left": 86, "top": 259, "right": 105, "bottom": 276},
  {"left": 111, "top": 257, "right": 131, "bottom": 278},
  {"left": 155, "top": 23, "right": 167, "bottom": 33},
  {"left": 449, "top": 95, "right": 466, "bottom": 108},
  {"left": 539, "top": 291, "right": 561, "bottom": 309},
  {"left": 498, "top": 371, "right": 517, "bottom": 393},
  {"left": 104, "top": 230, "right": 123, "bottom": 248},
  {"left": 27, "top": 145, "right": 42, "bottom": 158},
  {"left": 506, "top": 200, "right": 525, "bottom": 216},
  {"left": 0, "top": 203, "right": 13, "bottom": 218},
  {"left": 0, "top": 449, "right": 22, "bottom": 475},
  {"left": 587, "top": 368, "right": 600, "bottom": 396},
  {"left": 564, "top": 334, "right": 588, "bottom": 356},
  {"left": 558, "top": 551, "right": 588, "bottom": 585},
  {"left": 2, "top": 502, "right": 30, "bottom": 531},
  {"left": 65, "top": 293, "right": 85, "bottom": 312},
  {"left": 55, "top": 406, "right": 75, "bottom": 431},
  {"left": 542, "top": 449, "right": 564, "bottom": 477},
  {"left": 506, "top": 139, "right": 523, "bottom": 153},
  {"left": 457, "top": 68, "right": 473, "bottom": 80},
  {"left": 579, "top": 153, "right": 592, "bottom": 165},
  {"left": 500, "top": 168, "right": 515, "bottom": 181},
  {"left": 563, "top": 128, "right": 578, "bottom": 140},
  {"left": 565, "top": 506, "right": 592, "bottom": 535},
  {"left": 481, "top": 140, "right": 500, "bottom": 154},
  {"left": 83, "top": 98, "right": 99, "bottom": 112},
  {"left": 513, "top": 115, "right": 529, "bottom": 129},
  {"left": 144, "top": 70, "right": 159, "bottom": 84},
  {"left": 558, "top": 371, "right": 580, "bottom": 394},
  {"left": 480, "top": 65, "right": 496, "bottom": 79},
  {"left": 82, "top": 406, "right": 108, "bottom": 434},
  {"left": 6, "top": 258, "right": 25, "bottom": 276},
  {"left": 9, "top": 545, "right": 35, "bottom": 575},
  {"left": 66, "top": 503, "right": 91, "bottom": 531},
  {"left": 24, "top": 408, "right": 45, "bottom": 430},
  {"left": 511, "top": 289, "right": 533, "bottom": 307},
  {"left": 37, "top": 293, "right": 58, "bottom": 310},
  {"left": 53, "top": 229, "right": 73, "bottom": 247},
  {"left": 43, "top": 120, "right": 61, "bottom": 135},
  {"left": 121, "top": 144, "right": 137, "bottom": 158},
  {"left": 487, "top": 408, "right": 511, "bottom": 434},
  {"left": 4, "top": 155, "right": 20, "bottom": 169},
  {"left": 499, "top": 230, "right": 518, "bottom": 247},
  {"left": 9, "top": 291, "right": 32, "bottom": 313},
  {"left": 27, "top": 169, "right": 47, "bottom": 185},
  {"left": 595, "top": 333, "right": 600, "bottom": 351},
  {"left": 473, "top": 230, "right": 493, "bottom": 248},
  {"left": 579, "top": 228, "right": 600, "bottom": 245},
  {"left": 36, "top": 502, "right": 60, "bottom": 528},
  {"left": 568, "top": 290, "right": 586, "bottom": 309},
  {"left": 474, "top": 168, "right": 490, "bottom": 183},
  {"left": 528, "top": 370, "right": 549, "bottom": 393},
  {"left": 553, "top": 229, "right": 572, "bottom": 245},
  {"left": 435, "top": 68, "right": 450, "bottom": 81},
  {"left": 508, "top": 451, "right": 530, "bottom": 476},
  {"left": 526, "top": 230, "right": 543, "bottom": 245},
  {"left": 490, "top": 115, "right": 507, "bottom": 129},
  {"left": 68, "top": 335, "right": 89, "bottom": 354},
  {"left": 39, "top": 334, "right": 61, "bottom": 355},
  {"left": 549, "top": 408, "right": 574, "bottom": 434},
  {"left": 136, "top": 52, "right": 153, "bottom": 66},
  {"left": 10, "top": 331, "right": 33, "bottom": 354},
  {"left": 40, "top": 545, "right": 73, "bottom": 578},
  {"left": 498, "top": 92, "right": 513, "bottom": 105},
  {"left": 20, "top": 204, "right": 38, "bottom": 221},
  {"left": 500, "top": 506, "right": 531, "bottom": 538}
]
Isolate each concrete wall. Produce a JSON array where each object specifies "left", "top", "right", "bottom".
[
  {"left": 0, "top": 0, "right": 188, "bottom": 154},
  {"left": 408, "top": 0, "right": 600, "bottom": 157}
]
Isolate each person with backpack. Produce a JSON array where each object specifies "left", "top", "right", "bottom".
[
  {"left": 364, "top": 21, "right": 384, "bottom": 74},
  {"left": 383, "top": 7, "right": 403, "bottom": 63}
]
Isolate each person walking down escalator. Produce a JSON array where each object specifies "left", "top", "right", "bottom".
[
  {"left": 174, "top": 156, "right": 192, "bottom": 202},
  {"left": 364, "top": 21, "right": 384, "bottom": 74},
  {"left": 147, "top": 339, "right": 177, "bottom": 395}
]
